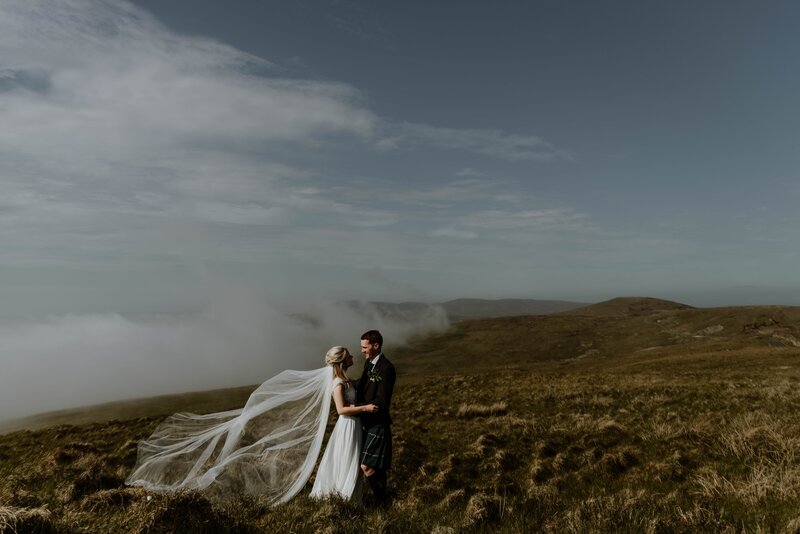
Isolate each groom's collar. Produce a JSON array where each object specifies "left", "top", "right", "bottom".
[{"left": 369, "top": 353, "right": 383, "bottom": 367}]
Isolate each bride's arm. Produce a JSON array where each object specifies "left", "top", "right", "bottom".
[{"left": 333, "top": 384, "right": 378, "bottom": 416}]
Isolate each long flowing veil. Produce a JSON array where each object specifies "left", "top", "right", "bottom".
[{"left": 126, "top": 367, "right": 333, "bottom": 504}]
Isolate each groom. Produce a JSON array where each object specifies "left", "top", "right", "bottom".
[{"left": 356, "top": 329, "right": 396, "bottom": 507}]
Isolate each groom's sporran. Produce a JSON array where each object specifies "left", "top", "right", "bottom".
[{"left": 356, "top": 330, "right": 396, "bottom": 506}]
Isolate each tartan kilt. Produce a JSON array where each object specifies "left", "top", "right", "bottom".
[{"left": 361, "top": 424, "right": 392, "bottom": 471}]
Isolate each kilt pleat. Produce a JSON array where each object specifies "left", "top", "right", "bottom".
[{"left": 361, "top": 424, "right": 392, "bottom": 471}]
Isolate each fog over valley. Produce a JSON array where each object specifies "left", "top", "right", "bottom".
[{"left": 0, "top": 293, "right": 448, "bottom": 422}]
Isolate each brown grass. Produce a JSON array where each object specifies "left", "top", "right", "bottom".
[
  {"left": 3, "top": 303, "right": 800, "bottom": 531},
  {"left": 456, "top": 402, "right": 508, "bottom": 418},
  {"left": 0, "top": 506, "right": 56, "bottom": 534}
]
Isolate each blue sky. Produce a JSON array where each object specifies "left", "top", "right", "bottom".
[{"left": 2, "top": 0, "right": 800, "bottom": 316}]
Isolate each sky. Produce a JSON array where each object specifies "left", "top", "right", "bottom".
[
  {"left": 2, "top": 0, "right": 800, "bottom": 419},
  {"left": 2, "top": 0, "right": 800, "bottom": 317}
]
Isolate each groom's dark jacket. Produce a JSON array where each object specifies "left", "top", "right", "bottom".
[{"left": 356, "top": 354, "right": 396, "bottom": 428}]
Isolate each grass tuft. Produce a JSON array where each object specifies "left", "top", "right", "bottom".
[
  {"left": 134, "top": 491, "right": 249, "bottom": 534},
  {"left": 596, "top": 446, "right": 640, "bottom": 476},
  {"left": 456, "top": 402, "right": 507, "bottom": 418},
  {"left": 0, "top": 506, "right": 57, "bottom": 534},
  {"left": 462, "top": 492, "right": 501, "bottom": 527}
]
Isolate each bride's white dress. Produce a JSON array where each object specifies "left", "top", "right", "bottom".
[{"left": 310, "top": 378, "right": 363, "bottom": 500}]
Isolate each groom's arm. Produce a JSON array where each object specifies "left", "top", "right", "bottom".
[
  {"left": 354, "top": 364, "right": 369, "bottom": 404},
  {"left": 374, "top": 363, "right": 396, "bottom": 411}
]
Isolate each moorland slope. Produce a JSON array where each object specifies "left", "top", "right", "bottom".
[{"left": 3, "top": 297, "right": 800, "bottom": 532}]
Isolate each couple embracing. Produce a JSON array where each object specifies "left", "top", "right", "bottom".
[
  {"left": 311, "top": 330, "right": 395, "bottom": 506},
  {"left": 127, "top": 329, "right": 396, "bottom": 507}
]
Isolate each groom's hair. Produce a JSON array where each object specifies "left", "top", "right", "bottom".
[{"left": 361, "top": 330, "right": 383, "bottom": 349}]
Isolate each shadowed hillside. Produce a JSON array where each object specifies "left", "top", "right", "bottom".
[{"left": 3, "top": 298, "right": 800, "bottom": 532}]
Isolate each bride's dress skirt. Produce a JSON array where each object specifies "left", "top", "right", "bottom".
[{"left": 310, "top": 415, "right": 363, "bottom": 500}]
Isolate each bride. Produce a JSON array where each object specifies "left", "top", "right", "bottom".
[
  {"left": 310, "top": 346, "right": 377, "bottom": 499},
  {"left": 126, "top": 346, "right": 378, "bottom": 503}
]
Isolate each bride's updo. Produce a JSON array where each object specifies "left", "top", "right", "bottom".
[
  {"left": 325, "top": 346, "right": 350, "bottom": 383},
  {"left": 325, "top": 346, "right": 348, "bottom": 365}
]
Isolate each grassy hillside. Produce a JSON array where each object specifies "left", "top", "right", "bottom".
[{"left": 3, "top": 298, "right": 800, "bottom": 532}]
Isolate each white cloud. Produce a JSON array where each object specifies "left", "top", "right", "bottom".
[
  {"left": 430, "top": 227, "right": 479, "bottom": 240},
  {"left": 0, "top": 0, "right": 569, "bottom": 267},
  {"left": 0, "top": 9, "right": 374, "bottom": 157},
  {"left": 193, "top": 201, "right": 290, "bottom": 226},
  {"left": 0, "top": 0, "right": 376, "bottom": 265},
  {"left": 386, "top": 178, "right": 510, "bottom": 208},
  {"left": 381, "top": 122, "right": 571, "bottom": 161},
  {"left": 461, "top": 208, "right": 587, "bottom": 230},
  {"left": 425, "top": 207, "right": 590, "bottom": 246},
  {"left": 278, "top": 186, "right": 398, "bottom": 228}
]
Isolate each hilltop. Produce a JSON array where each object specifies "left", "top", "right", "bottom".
[
  {"left": 561, "top": 296, "right": 693, "bottom": 317},
  {"left": 440, "top": 298, "right": 588, "bottom": 321},
  {"left": 3, "top": 297, "right": 800, "bottom": 532}
]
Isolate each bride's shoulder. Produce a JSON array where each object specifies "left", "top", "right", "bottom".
[{"left": 331, "top": 377, "right": 353, "bottom": 392}]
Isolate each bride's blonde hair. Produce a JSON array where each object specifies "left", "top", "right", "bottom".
[{"left": 325, "top": 346, "right": 351, "bottom": 384}]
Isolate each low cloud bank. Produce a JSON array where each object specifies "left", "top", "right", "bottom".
[{"left": 0, "top": 292, "right": 448, "bottom": 422}]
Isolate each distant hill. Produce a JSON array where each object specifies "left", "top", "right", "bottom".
[
  {"left": 561, "top": 296, "right": 693, "bottom": 317},
  {"left": 440, "top": 298, "right": 588, "bottom": 321},
  {"left": 394, "top": 299, "right": 800, "bottom": 376}
]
